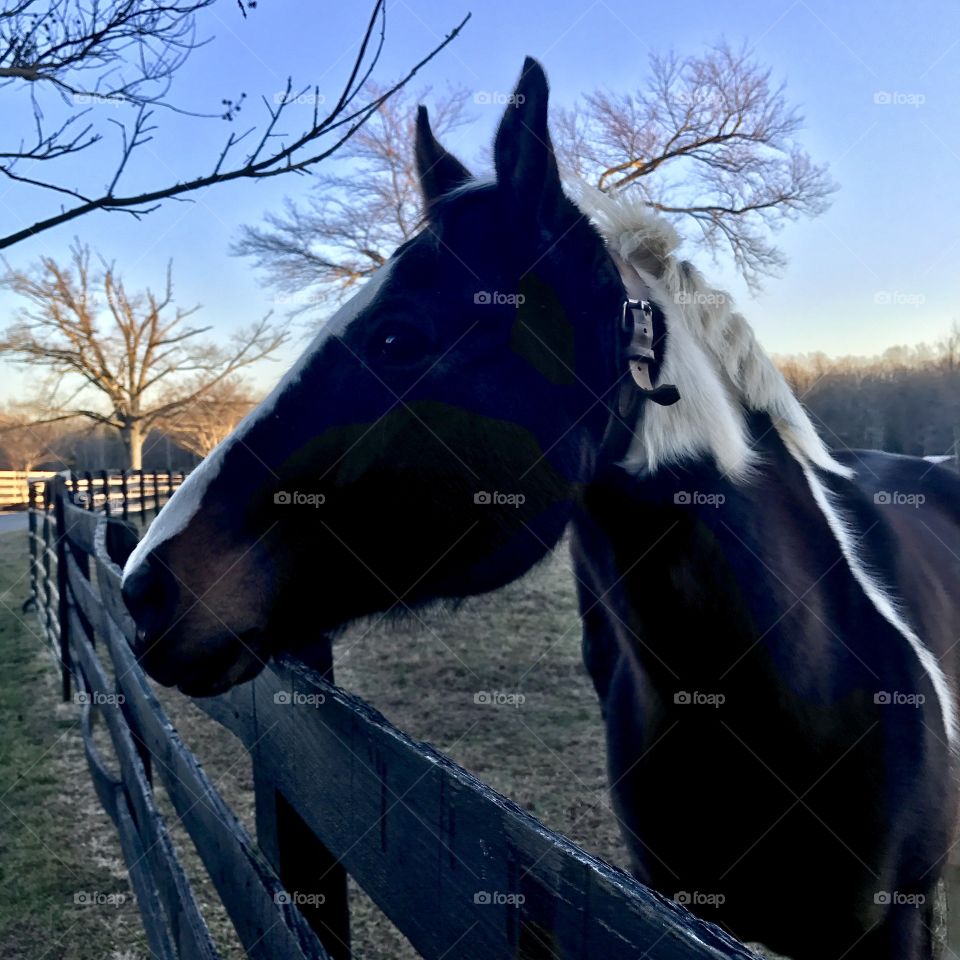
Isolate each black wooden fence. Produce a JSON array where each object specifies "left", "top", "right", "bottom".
[{"left": 27, "top": 471, "right": 760, "bottom": 960}]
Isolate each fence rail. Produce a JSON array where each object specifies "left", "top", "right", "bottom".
[
  {"left": 0, "top": 469, "right": 56, "bottom": 507},
  {"left": 28, "top": 471, "right": 759, "bottom": 960}
]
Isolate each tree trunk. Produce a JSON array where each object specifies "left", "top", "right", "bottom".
[{"left": 122, "top": 422, "right": 144, "bottom": 470}]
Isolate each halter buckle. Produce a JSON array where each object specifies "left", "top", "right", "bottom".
[{"left": 620, "top": 298, "right": 680, "bottom": 407}]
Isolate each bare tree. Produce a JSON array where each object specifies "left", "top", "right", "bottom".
[
  {"left": 936, "top": 321, "right": 960, "bottom": 468},
  {"left": 233, "top": 82, "right": 471, "bottom": 307},
  {"left": 238, "top": 42, "right": 833, "bottom": 304},
  {"left": 554, "top": 42, "right": 836, "bottom": 288},
  {"left": 158, "top": 377, "right": 258, "bottom": 458},
  {"left": 0, "top": 403, "right": 72, "bottom": 471},
  {"left": 0, "top": 243, "right": 286, "bottom": 468},
  {"left": 0, "top": 0, "right": 469, "bottom": 250},
  {"left": 937, "top": 321, "right": 960, "bottom": 373}
]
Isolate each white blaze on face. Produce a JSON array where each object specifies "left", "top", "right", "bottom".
[{"left": 122, "top": 261, "right": 396, "bottom": 585}]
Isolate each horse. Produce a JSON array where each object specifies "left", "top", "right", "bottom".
[{"left": 121, "top": 58, "right": 960, "bottom": 960}]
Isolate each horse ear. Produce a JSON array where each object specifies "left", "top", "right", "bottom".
[
  {"left": 415, "top": 105, "right": 473, "bottom": 208},
  {"left": 493, "top": 57, "right": 562, "bottom": 220}
]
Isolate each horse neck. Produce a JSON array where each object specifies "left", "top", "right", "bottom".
[{"left": 573, "top": 413, "right": 807, "bottom": 690}]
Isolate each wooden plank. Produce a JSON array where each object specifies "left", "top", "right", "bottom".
[
  {"left": 62, "top": 499, "right": 99, "bottom": 556},
  {"left": 92, "top": 524, "right": 331, "bottom": 960},
  {"left": 246, "top": 656, "right": 759, "bottom": 960},
  {"left": 78, "top": 700, "right": 120, "bottom": 823},
  {"left": 193, "top": 683, "right": 257, "bottom": 745},
  {"left": 79, "top": 702, "right": 179, "bottom": 960},
  {"left": 71, "top": 611, "right": 221, "bottom": 960},
  {"left": 99, "top": 612, "right": 331, "bottom": 960},
  {"left": 66, "top": 552, "right": 104, "bottom": 639},
  {"left": 251, "top": 637, "right": 351, "bottom": 960},
  {"left": 114, "top": 788, "right": 180, "bottom": 960},
  {"left": 94, "top": 536, "right": 138, "bottom": 647}
]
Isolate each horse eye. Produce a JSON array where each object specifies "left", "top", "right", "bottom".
[{"left": 377, "top": 329, "right": 428, "bottom": 365}]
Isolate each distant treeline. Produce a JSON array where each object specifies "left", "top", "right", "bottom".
[
  {"left": 0, "top": 423, "right": 200, "bottom": 474},
  {"left": 5, "top": 330, "right": 958, "bottom": 473},
  {"left": 778, "top": 325, "right": 960, "bottom": 458}
]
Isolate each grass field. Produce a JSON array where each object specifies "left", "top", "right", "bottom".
[
  {"left": 0, "top": 529, "right": 150, "bottom": 960},
  {"left": 0, "top": 524, "right": 629, "bottom": 959}
]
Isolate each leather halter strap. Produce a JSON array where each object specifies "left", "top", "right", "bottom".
[
  {"left": 597, "top": 250, "right": 681, "bottom": 467},
  {"left": 609, "top": 249, "right": 680, "bottom": 411}
]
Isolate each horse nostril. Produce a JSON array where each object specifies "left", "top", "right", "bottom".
[{"left": 122, "top": 553, "right": 180, "bottom": 638}]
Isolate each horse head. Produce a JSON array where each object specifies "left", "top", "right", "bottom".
[{"left": 121, "top": 58, "right": 632, "bottom": 695}]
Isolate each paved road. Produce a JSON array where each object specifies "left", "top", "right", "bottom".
[{"left": 0, "top": 512, "right": 29, "bottom": 534}]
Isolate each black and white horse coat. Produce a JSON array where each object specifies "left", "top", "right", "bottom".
[{"left": 121, "top": 59, "right": 960, "bottom": 960}]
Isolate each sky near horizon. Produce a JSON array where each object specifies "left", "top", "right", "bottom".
[{"left": 2, "top": 0, "right": 959, "bottom": 400}]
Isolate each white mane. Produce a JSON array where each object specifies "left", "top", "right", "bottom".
[
  {"left": 568, "top": 181, "right": 853, "bottom": 482},
  {"left": 568, "top": 182, "right": 960, "bottom": 747}
]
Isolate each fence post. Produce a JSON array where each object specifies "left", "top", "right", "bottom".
[
  {"left": 101, "top": 469, "right": 111, "bottom": 517},
  {"left": 70, "top": 471, "right": 91, "bottom": 580},
  {"left": 85, "top": 471, "right": 94, "bottom": 511},
  {"left": 154, "top": 471, "right": 161, "bottom": 517},
  {"left": 41, "top": 481, "right": 55, "bottom": 648},
  {"left": 27, "top": 481, "right": 38, "bottom": 604},
  {"left": 52, "top": 476, "right": 71, "bottom": 701},
  {"left": 253, "top": 638, "right": 351, "bottom": 960},
  {"left": 121, "top": 469, "right": 129, "bottom": 522}
]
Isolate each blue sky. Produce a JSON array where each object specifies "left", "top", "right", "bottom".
[{"left": 3, "top": 0, "right": 959, "bottom": 399}]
